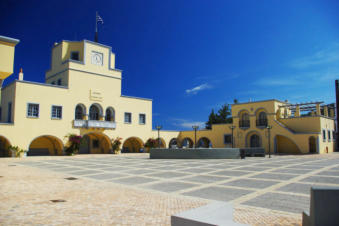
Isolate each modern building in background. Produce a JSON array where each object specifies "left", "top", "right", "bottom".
[{"left": 0, "top": 35, "right": 336, "bottom": 156}]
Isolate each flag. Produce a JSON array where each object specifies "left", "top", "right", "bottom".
[{"left": 96, "top": 14, "right": 104, "bottom": 24}]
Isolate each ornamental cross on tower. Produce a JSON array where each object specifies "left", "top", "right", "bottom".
[{"left": 95, "top": 12, "right": 104, "bottom": 43}]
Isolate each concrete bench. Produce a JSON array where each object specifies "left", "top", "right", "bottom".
[
  {"left": 302, "top": 187, "right": 339, "bottom": 226},
  {"left": 241, "top": 148, "right": 265, "bottom": 157},
  {"left": 171, "top": 201, "right": 249, "bottom": 226}
]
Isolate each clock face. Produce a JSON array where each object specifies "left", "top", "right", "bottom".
[{"left": 91, "top": 52, "right": 103, "bottom": 66}]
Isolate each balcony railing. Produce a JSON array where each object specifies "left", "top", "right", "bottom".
[
  {"left": 256, "top": 119, "right": 268, "bottom": 127},
  {"left": 73, "top": 120, "right": 116, "bottom": 129},
  {"left": 239, "top": 120, "right": 250, "bottom": 128}
]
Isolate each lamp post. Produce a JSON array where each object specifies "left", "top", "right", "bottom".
[
  {"left": 156, "top": 125, "right": 162, "bottom": 148},
  {"left": 192, "top": 125, "right": 199, "bottom": 149},
  {"left": 266, "top": 125, "right": 272, "bottom": 158},
  {"left": 229, "top": 125, "right": 236, "bottom": 148}
]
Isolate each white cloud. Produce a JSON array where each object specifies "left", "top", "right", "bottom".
[
  {"left": 185, "top": 83, "right": 212, "bottom": 95},
  {"left": 290, "top": 43, "right": 339, "bottom": 69},
  {"left": 171, "top": 118, "right": 205, "bottom": 129}
]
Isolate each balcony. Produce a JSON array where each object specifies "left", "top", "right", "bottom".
[
  {"left": 73, "top": 120, "right": 116, "bottom": 129},
  {"left": 256, "top": 119, "right": 268, "bottom": 127},
  {"left": 239, "top": 120, "right": 250, "bottom": 128}
]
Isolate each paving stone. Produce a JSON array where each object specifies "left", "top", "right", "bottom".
[
  {"left": 235, "top": 166, "right": 270, "bottom": 172},
  {"left": 250, "top": 173, "right": 298, "bottom": 180},
  {"left": 123, "top": 169, "right": 155, "bottom": 175},
  {"left": 277, "top": 183, "right": 317, "bottom": 195},
  {"left": 181, "top": 167, "right": 218, "bottom": 173},
  {"left": 111, "top": 176, "right": 157, "bottom": 185},
  {"left": 51, "top": 167, "right": 83, "bottom": 172},
  {"left": 85, "top": 173, "right": 126, "bottom": 180},
  {"left": 145, "top": 181, "right": 197, "bottom": 192},
  {"left": 83, "top": 164, "right": 115, "bottom": 169},
  {"left": 183, "top": 186, "right": 253, "bottom": 201},
  {"left": 242, "top": 192, "right": 309, "bottom": 213},
  {"left": 212, "top": 170, "right": 252, "bottom": 177},
  {"left": 301, "top": 175, "right": 339, "bottom": 184},
  {"left": 70, "top": 170, "right": 102, "bottom": 176},
  {"left": 182, "top": 175, "right": 230, "bottom": 183},
  {"left": 271, "top": 168, "right": 310, "bottom": 175},
  {"left": 146, "top": 172, "right": 191, "bottom": 179},
  {"left": 99, "top": 166, "right": 130, "bottom": 172},
  {"left": 223, "top": 179, "right": 278, "bottom": 189},
  {"left": 316, "top": 171, "right": 339, "bottom": 177}
]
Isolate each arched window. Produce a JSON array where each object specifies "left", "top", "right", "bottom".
[
  {"left": 240, "top": 112, "right": 250, "bottom": 128},
  {"left": 89, "top": 105, "right": 100, "bottom": 120},
  {"left": 250, "top": 134, "right": 260, "bottom": 147},
  {"left": 75, "top": 104, "right": 85, "bottom": 120},
  {"left": 257, "top": 112, "right": 267, "bottom": 126},
  {"left": 105, "top": 107, "right": 115, "bottom": 122}
]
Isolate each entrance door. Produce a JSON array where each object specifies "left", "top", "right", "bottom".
[
  {"left": 79, "top": 135, "right": 90, "bottom": 154},
  {"left": 250, "top": 135, "right": 260, "bottom": 147},
  {"left": 309, "top": 136, "right": 316, "bottom": 153}
]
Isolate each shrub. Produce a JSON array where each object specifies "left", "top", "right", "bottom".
[
  {"left": 64, "top": 134, "right": 83, "bottom": 155},
  {"left": 112, "top": 137, "right": 122, "bottom": 154}
]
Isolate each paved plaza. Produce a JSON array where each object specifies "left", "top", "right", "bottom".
[{"left": 1, "top": 153, "right": 339, "bottom": 225}]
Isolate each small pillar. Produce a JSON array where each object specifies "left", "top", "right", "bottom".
[
  {"left": 18, "top": 68, "right": 24, "bottom": 80},
  {"left": 330, "top": 108, "right": 335, "bottom": 118},
  {"left": 295, "top": 105, "right": 300, "bottom": 117},
  {"left": 324, "top": 106, "right": 328, "bottom": 117},
  {"left": 311, "top": 111, "right": 315, "bottom": 116},
  {"left": 316, "top": 104, "right": 321, "bottom": 115}
]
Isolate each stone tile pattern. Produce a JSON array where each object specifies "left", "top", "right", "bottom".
[{"left": 3, "top": 153, "right": 339, "bottom": 225}]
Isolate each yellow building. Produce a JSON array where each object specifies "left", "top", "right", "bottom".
[
  {"left": 0, "top": 36, "right": 178, "bottom": 156},
  {"left": 177, "top": 100, "right": 336, "bottom": 154},
  {"left": 0, "top": 35, "right": 335, "bottom": 156}
]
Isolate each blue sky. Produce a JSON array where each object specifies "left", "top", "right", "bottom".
[{"left": 1, "top": 0, "right": 339, "bottom": 130}]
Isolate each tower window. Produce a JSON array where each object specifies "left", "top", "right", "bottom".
[{"left": 71, "top": 51, "right": 79, "bottom": 61}]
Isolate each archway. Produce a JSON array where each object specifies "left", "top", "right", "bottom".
[
  {"left": 275, "top": 135, "right": 301, "bottom": 154},
  {"left": 181, "top": 138, "right": 193, "bottom": 148},
  {"left": 197, "top": 137, "right": 212, "bottom": 148},
  {"left": 155, "top": 138, "right": 166, "bottom": 148},
  {"left": 79, "top": 132, "right": 112, "bottom": 154},
  {"left": 250, "top": 135, "right": 260, "bottom": 147},
  {"left": 309, "top": 136, "right": 317, "bottom": 153},
  {"left": 75, "top": 104, "right": 86, "bottom": 120},
  {"left": 169, "top": 138, "right": 178, "bottom": 148},
  {"left": 28, "top": 135, "right": 64, "bottom": 156},
  {"left": 0, "top": 136, "right": 11, "bottom": 157},
  {"left": 105, "top": 107, "right": 115, "bottom": 122},
  {"left": 89, "top": 103, "right": 103, "bottom": 120},
  {"left": 122, "top": 137, "right": 144, "bottom": 153}
]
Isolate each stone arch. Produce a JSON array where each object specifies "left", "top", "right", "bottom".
[
  {"left": 89, "top": 103, "right": 103, "bottom": 120},
  {"left": 245, "top": 131, "right": 262, "bottom": 147},
  {"left": 155, "top": 137, "right": 166, "bottom": 148},
  {"left": 181, "top": 137, "right": 193, "bottom": 148},
  {"left": 122, "top": 137, "right": 144, "bottom": 153},
  {"left": 28, "top": 135, "right": 64, "bottom": 156},
  {"left": 75, "top": 103, "right": 86, "bottom": 120},
  {"left": 0, "top": 136, "right": 11, "bottom": 157},
  {"left": 197, "top": 137, "right": 212, "bottom": 148},
  {"left": 309, "top": 136, "right": 317, "bottom": 153},
  {"left": 275, "top": 135, "right": 301, "bottom": 154},
  {"left": 79, "top": 132, "right": 112, "bottom": 154},
  {"left": 169, "top": 138, "right": 178, "bottom": 148},
  {"left": 105, "top": 107, "right": 115, "bottom": 122}
]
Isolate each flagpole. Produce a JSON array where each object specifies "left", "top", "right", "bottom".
[{"left": 95, "top": 11, "right": 98, "bottom": 42}]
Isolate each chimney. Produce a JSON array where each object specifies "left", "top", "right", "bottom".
[{"left": 18, "top": 68, "right": 24, "bottom": 80}]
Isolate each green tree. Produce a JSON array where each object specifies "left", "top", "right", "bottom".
[
  {"left": 205, "top": 104, "right": 233, "bottom": 129},
  {"left": 205, "top": 109, "right": 217, "bottom": 129}
]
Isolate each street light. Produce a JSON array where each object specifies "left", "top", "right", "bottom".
[
  {"left": 192, "top": 125, "right": 199, "bottom": 149},
  {"left": 156, "top": 125, "right": 162, "bottom": 148},
  {"left": 229, "top": 125, "right": 236, "bottom": 148},
  {"left": 266, "top": 125, "right": 272, "bottom": 158}
]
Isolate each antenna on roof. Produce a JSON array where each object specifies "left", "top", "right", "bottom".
[{"left": 95, "top": 11, "right": 104, "bottom": 43}]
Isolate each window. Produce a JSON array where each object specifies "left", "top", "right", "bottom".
[
  {"left": 239, "top": 112, "right": 250, "bottom": 128},
  {"left": 51, "top": 81, "right": 55, "bottom": 85},
  {"left": 57, "top": 79, "right": 62, "bottom": 86},
  {"left": 224, "top": 134, "right": 232, "bottom": 144},
  {"left": 333, "top": 131, "right": 336, "bottom": 141},
  {"left": 257, "top": 112, "right": 267, "bottom": 127},
  {"left": 71, "top": 51, "right": 79, "bottom": 61},
  {"left": 323, "top": 130, "right": 326, "bottom": 141},
  {"left": 328, "top": 130, "right": 331, "bottom": 142},
  {"left": 139, "top": 114, "right": 146, "bottom": 124},
  {"left": 7, "top": 102, "right": 12, "bottom": 123},
  {"left": 27, "top": 103, "right": 39, "bottom": 118},
  {"left": 89, "top": 105, "right": 100, "bottom": 120},
  {"left": 75, "top": 105, "right": 84, "bottom": 120},
  {"left": 51, "top": 106, "right": 62, "bottom": 119},
  {"left": 105, "top": 108, "right": 115, "bottom": 122},
  {"left": 124, "top": 112, "right": 132, "bottom": 123},
  {"left": 92, "top": 139, "right": 99, "bottom": 148}
]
